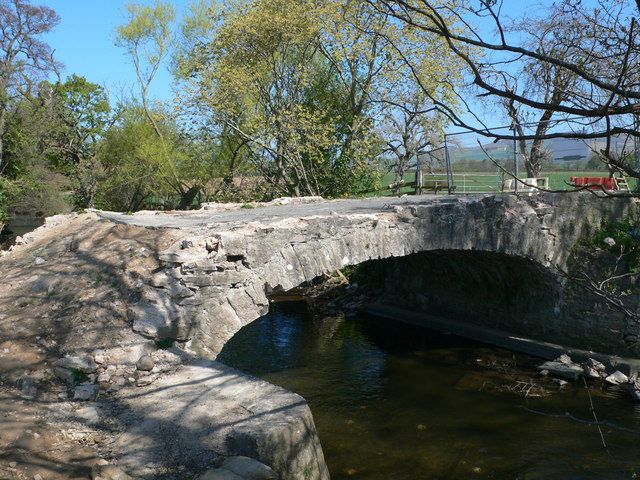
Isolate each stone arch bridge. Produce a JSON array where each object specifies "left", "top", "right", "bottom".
[{"left": 99, "top": 193, "right": 638, "bottom": 359}]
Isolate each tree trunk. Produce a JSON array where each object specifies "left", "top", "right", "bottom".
[
  {"left": 0, "top": 107, "right": 6, "bottom": 175},
  {"left": 177, "top": 185, "right": 201, "bottom": 210},
  {"left": 527, "top": 138, "right": 546, "bottom": 177}
]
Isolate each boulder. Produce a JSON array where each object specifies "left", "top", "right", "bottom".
[
  {"left": 74, "top": 383, "right": 99, "bottom": 401},
  {"left": 586, "top": 358, "right": 606, "bottom": 372},
  {"left": 584, "top": 367, "right": 601, "bottom": 379},
  {"left": 76, "top": 405, "right": 100, "bottom": 425},
  {"left": 538, "top": 360, "right": 583, "bottom": 380},
  {"left": 136, "top": 355, "right": 154, "bottom": 372},
  {"left": 557, "top": 354, "right": 573, "bottom": 365},
  {"left": 605, "top": 370, "right": 629, "bottom": 385},
  {"left": 55, "top": 355, "right": 97, "bottom": 374},
  {"left": 19, "top": 376, "right": 38, "bottom": 398},
  {"left": 53, "top": 366, "right": 75, "bottom": 384}
]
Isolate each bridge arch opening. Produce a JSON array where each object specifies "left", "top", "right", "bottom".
[
  {"left": 353, "top": 250, "right": 563, "bottom": 339},
  {"left": 255, "top": 249, "right": 564, "bottom": 350}
]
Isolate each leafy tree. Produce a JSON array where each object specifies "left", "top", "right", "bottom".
[
  {"left": 116, "top": 1, "right": 211, "bottom": 209},
  {"left": 177, "top": 0, "right": 460, "bottom": 198},
  {"left": 502, "top": 8, "right": 582, "bottom": 177},
  {"left": 46, "top": 75, "right": 112, "bottom": 208},
  {"left": 381, "top": 89, "right": 446, "bottom": 192},
  {"left": 95, "top": 105, "right": 162, "bottom": 212},
  {"left": 0, "top": 0, "right": 60, "bottom": 176},
  {"left": 177, "top": 0, "right": 378, "bottom": 198},
  {"left": 370, "top": 0, "right": 640, "bottom": 182},
  {"left": 1, "top": 82, "right": 72, "bottom": 216},
  {"left": 96, "top": 103, "right": 220, "bottom": 211}
]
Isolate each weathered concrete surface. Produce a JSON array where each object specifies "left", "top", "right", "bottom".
[
  {"left": 0, "top": 213, "right": 329, "bottom": 480},
  {"left": 363, "top": 304, "right": 640, "bottom": 375},
  {"left": 100, "top": 193, "right": 638, "bottom": 358},
  {"left": 115, "top": 361, "right": 329, "bottom": 480}
]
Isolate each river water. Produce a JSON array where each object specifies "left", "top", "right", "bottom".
[
  {"left": 219, "top": 301, "right": 640, "bottom": 480},
  {"left": 0, "top": 215, "right": 44, "bottom": 249}
]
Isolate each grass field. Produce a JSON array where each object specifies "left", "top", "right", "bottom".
[{"left": 374, "top": 171, "right": 637, "bottom": 196}]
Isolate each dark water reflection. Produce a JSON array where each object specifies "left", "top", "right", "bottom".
[
  {"left": 219, "top": 302, "right": 640, "bottom": 480},
  {"left": 0, "top": 215, "right": 43, "bottom": 249}
]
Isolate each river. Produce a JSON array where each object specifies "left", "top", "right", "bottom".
[
  {"left": 0, "top": 215, "right": 44, "bottom": 249},
  {"left": 219, "top": 301, "right": 640, "bottom": 480}
]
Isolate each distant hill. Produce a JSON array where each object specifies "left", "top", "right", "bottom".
[{"left": 446, "top": 135, "right": 634, "bottom": 164}]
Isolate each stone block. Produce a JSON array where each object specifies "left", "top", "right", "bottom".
[{"left": 222, "top": 456, "right": 277, "bottom": 479}]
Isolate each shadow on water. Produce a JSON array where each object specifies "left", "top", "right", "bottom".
[{"left": 219, "top": 302, "right": 640, "bottom": 480}]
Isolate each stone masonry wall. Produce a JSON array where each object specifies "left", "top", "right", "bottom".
[{"left": 125, "top": 193, "right": 638, "bottom": 358}]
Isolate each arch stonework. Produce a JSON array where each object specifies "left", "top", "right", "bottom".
[{"left": 122, "top": 193, "right": 638, "bottom": 358}]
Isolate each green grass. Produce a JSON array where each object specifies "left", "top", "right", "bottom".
[
  {"left": 72, "top": 368, "right": 88, "bottom": 384},
  {"left": 371, "top": 170, "right": 637, "bottom": 196},
  {"left": 155, "top": 337, "right": 175, "bottom": 349}
]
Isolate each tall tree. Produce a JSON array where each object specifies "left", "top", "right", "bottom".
[
  {"left": 503, "top": 9, "right": 582, "bottom": 177},
  {"left": 369, "top": 0, "right": 640, "bottom": 182},
  {"left": 382, "top": 90, "right": 445, "bottom": 191},
  {"left": 0, "top": 0, "right": 60, "bottom": 175},
  {"left": 116, "top": 1, "right": 208, "bottom": 209},
  {"left": 47, "top": 75, "right": 112, "bottom": 208},
  {"left": 177, "top": 0, "right": 459, "bottom": 198}
]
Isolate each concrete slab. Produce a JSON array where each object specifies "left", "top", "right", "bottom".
[{"left": 114, "top": 360, "right": 329, "bottom": 480}]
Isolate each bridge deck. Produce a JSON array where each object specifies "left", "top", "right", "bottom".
[{"left": 96, "top": 194, "right": 462, "bottom": 229}]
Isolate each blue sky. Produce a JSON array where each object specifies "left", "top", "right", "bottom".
[
  {"left": 41, "top": 0, "right": 192, "bottom": 102},
  {"left": 39, "top": 0, "right": 538, "bottom": 104},
  {"left": 38, "top": 0, "right": 570, "bottom": 130}
]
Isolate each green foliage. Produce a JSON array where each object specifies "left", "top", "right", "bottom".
[
  {"left": 50, "top": 75, "right": 112, "bottom": 209},
  {"left": 95, "top": 105, "right": 162, "bottom": 212},
  {"left": 1, "top": 0, "right": 465, "bottom": 218},
  {"left": 340, "top": 264, "right": 369, "bottom": 285},
  {"left": 155, "top": 337, "right": 175, "bottom": 349},
  {"left": 0, "top": 177, "right": 21, "bottom": 222},
  {"left": 0, "top": 75, "right": 113, "bottom": 215},
  {"left": 592, "top": 221, "right": 640, "bottom": 252},
  {"left": 176, "top": 0, "right": 459, "bottom": 199},
  {"left": 592, "top": 221, "right": 640, "bottom": 271},
  {"left": 71, "top": 368, "right": 88, "bottom": 384},
  {"left": 116, "top": 1, "right": 176, "bottom": 89},
  {"left": 95, "top": 103, "right": 222, "bottom": 211}
]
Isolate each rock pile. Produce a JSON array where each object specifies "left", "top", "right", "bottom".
[
  {"left": 539, "top": 354, "right": 640, "bottom": 401},
  {"left": 51, "top": 346, "right": 183, "bottom": 401}
]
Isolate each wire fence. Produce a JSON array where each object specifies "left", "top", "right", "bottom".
[{"left": 380, "top": 121, "right": 639, "bottom": 195}]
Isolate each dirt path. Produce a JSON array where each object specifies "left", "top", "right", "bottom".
[{"left": 0, "top": 213, "right": 182, "bottom": 479}]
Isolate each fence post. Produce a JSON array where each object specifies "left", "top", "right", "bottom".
[
  {"left": 635, "top": 114, "right": 640, "bottom": 191},
  {"left": 444, "top": 137, "right": 454, "bottom": 194},
  {"left": 415, "top": 153, "right": 423, "bottom": 195},
  {"left": 512, "top": 124, "right": 519, "bottom": 195}
]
